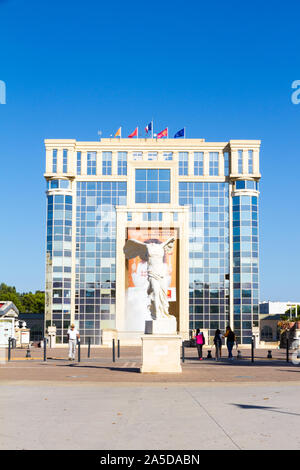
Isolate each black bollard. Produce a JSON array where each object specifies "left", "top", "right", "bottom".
[
  {"left": 207, "top": 350, "right": 212, "bottom": 359},
  {"left": 77, "top": 339, "right": 81, "bottom": 362},
  {"left": 112, "top": 338, "right": 116, "bottom": 362},
  {"left": 88, "top": 337, "right": 91, "bottom": 358},
  {"left": 251, "top": 337, "right": 255, "bottom": 363},
  {"left": 286, "top": 337, "right": 289, "bottom": 363},
  {"left": 8, "top": 337, "right": 11, "bottom": 362},
  {"left": 267, "top": 350, "right": 272, "bottom": 359},
  {"left": 237, "top": 350, "right": 242, "bottom": 360},
  {"left": 117, "top": 339, "right": 120, "bottom": 358},
  {"left": 182, "top": 341, "right": 185, "bottom": 363},
  {"left": 43, "top": 337, "right": 47, "bottom": 362},
  {"left": 26, "top": 345, "right": 31, "bottom": 358}
]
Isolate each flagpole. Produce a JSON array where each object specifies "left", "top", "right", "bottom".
[
  {"left": 137, "top": 126, "right": 139, "bottom": 138},
  {"left": 184, "top": 127, "right": 186, "bottom": 139},
  {"left": 167, "top": 127, "right": 168, "bottom": 139},
  {"left": 152, "top": 119, "right": 154, "bottom": 139},
  {"left": 120, "top": 126, "right": 122, "bottom": 138}
]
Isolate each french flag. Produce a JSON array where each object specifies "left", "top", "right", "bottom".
[{"left": 145, "top": 121, "right": 152, "bottom": 134}]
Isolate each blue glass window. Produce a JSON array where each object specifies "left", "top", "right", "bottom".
[
  {"left": 87, "top": 152, "right": 96, "bottom": 175},
  {"left": 238, "top": 150, "right": 243, "bottom": 174},
  {"left": 194, "top": 152, "right": 204, "bottom": 176},
  {"left": 63, "top": 149, "right": 68, "bottom": 173},
  {"left": 179, "top": 152, "right": 188, "bottom": 175},
  {"left": 209, "top": 152, "right": 219, "bottom": 176},
  {"left": 142, "top": 212, "right": 163, "bottom": 221},
  {"left": 77, "top": 152, "right": 81, "bottom": 175},
  {"left": 117, "top": 152, "right": 127, "bottom": 175},
  {"left": 248, "top": 150, "right": 253, "bottom": 174},
  {"left": 179, "top": 181, "right": 230, "bottom": 337},
  {"left": 135, "top": 169, "right": 170, "bottom": 203},
  {"left": 224, "top": 152, "right": 229, "bottom": 176},
  {"left": 52, "top": 149, "right": 57, "bottom": 173},
  {"left": 236, "top": 180, "right": 258, "bottom": 190},
  {"left": 163, "top": 152, "right": 173, "bottom": 161},
  {"left": 102, "top": 152, "right": 112, "bottom": 175}
]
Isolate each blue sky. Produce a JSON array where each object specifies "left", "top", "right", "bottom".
[{"left": 0, "top": 0, "right": 299, "bottom": 300}]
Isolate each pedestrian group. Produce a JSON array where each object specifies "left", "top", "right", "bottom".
[{"left": 194, "top": 326, "right": 237, "bottom": 361}]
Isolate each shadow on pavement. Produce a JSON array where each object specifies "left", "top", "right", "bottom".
[
  {"left": 230, "top": 403, "right": 300, "bottom": 417},
  {"left": 56, "top": 363, "right": 141, "bottom": 374}
]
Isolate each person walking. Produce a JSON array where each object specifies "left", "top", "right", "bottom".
[
  {"left": 67, "top": 323, "right": 80, "bottom": 361},
  {"left": 224, "top": 326, "right": 235, "bottom": 360},
  {"left": 213, "top": 329, "right": 223, "bottom": 361},
  {"left": 195, "top": 328, "right": 205, "bottom": 361}
]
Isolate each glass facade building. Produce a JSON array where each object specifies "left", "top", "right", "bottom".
[{"left": 45, "top": 137, "right": 261, "bottom": 344}]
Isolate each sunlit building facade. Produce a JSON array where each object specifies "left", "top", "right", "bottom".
[{"left": 44, "top": 137, "right": 261, "bottom": 345}]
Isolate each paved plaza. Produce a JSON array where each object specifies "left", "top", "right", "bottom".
[{"left": 1, "top": 346, "right": 300, "bottom": 450}]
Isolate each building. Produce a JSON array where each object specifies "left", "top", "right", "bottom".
[
  {"left": 0, "top": 301, "right": 18, "bottom": 346},
  {"left": 18, "top": 313, "right": 44, "bottom": 341},
  {"left": 259, "top": 301, "right": 300, "bottom": 345},
  {"left": 44, "top": 137, "right": 261, "bottom": 345},
  {"left": 260, "top": 301, "right": 300, "bottom": 316}
]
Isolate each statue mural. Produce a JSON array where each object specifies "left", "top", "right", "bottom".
[{"left": 123, "top": 237, "right": 176, "bottom": 331}]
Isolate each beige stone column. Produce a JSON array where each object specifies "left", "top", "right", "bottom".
[
  {"left": 203, "top": 151, "right": 209, "bottom": 176},
  {"left": 82, "top": 151, "right": 87, "bottom": 176},
  {"left": 112, "top": 151, "right": 118, "bottom": 175},
  {"left": 219, "top": 152, "right": 225, "bottom": 177}
]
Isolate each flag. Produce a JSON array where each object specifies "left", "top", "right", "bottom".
[
  {"left": 174, "top": 128, "right": 185, "bottom": 138},
  {"left": 145, "top": 121, "right": 152, "bottom": 133},
  {"left": 128, "top": 127, "right": 138, "bottom": 138},
  {"left": 157, "top": 127, "right": 168, "bottom": 139},
  {"left": 114, "top": 127, "right": 121, "bottom": 137}
]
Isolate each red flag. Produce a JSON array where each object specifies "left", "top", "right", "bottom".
[
  {"left": 128, "top": 127, "right": 138, "bottom": 138},
  {"left": 157, "top": 127, "right": 168, "bottom": 139}
]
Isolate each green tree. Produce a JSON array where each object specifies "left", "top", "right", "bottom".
[
  {"left": 0, "top": 283, "right": 24, "bottom": 311},
  {"left": 0, "top": 283, "right": 45, "bottom": 313}
]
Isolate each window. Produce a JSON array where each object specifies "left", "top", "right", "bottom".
[
  {"left": 87, "top": 152, "right": 96, "bottom": 175},
  {"left": 238, "top": 150, "right": 243, "bottom": 174},
  {"left": 248, "top": 150, "right": 253, "bottom": 174},
  {"left": 135, "top": 169, "right": 170, "bottom": 203},
  {"left": 194, "top": 152, "right": 204, "bottom": 176},
  {"left": 118, "top": 152, "right": 127, "bottom": 175},
  {"left": 52, "top": 149, "right": 57, "bottom": 173},
  {"left": 63, "top": 149, "right": 68, "bottom": 173},
  {"left": 179, "top": 152, "right": 188, "bottom": 175},
  {"left": 77, "top": 152, "right": 81, "bottom": 175},
  {"left": 142, "top": 212, "right": 163, "bottom": 221},
  {"left": 133, "top": 152, "right": 143, "bottom": 161},
  {"left": 235, "top": 180, "right": 258, "bottom": 190},
  {"left": 224, "top": 152, "right": 229, "bottom": 176},
  {"left": 163, "top": 152, "right": 173, "bottom": 161},
  {"left": 48, "top": 179, "right": 70, "bottom": 189},
  {"left": 102, "top": 152, "right": 112, "bottom": 175},
  {"left": 209, "top": 152, "right": 219, "bottom": 176},
  {"left": 148, "top": 152, "right": 158, "bottom": 161}
]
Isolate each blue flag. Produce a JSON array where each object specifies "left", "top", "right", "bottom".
[{"left": 174, "top": 128, "right": 185, "bottom": 138}]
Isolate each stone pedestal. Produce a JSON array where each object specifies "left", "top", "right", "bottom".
[
  {"left": 145, "top": 317, "right": 177, "bottom": 335},
  {"left": 140, "top": 334, "right": 182, "bottom": 373}
]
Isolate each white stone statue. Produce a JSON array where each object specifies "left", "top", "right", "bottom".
[{"left": 124, "top": 237, "right": 176, "bottom": 334}]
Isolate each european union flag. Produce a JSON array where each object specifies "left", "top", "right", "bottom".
[{"left": 174, "top": 128, "right": 185, "bottom": 138}]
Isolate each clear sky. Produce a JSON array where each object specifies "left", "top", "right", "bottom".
[{"left": 0, "top": 0, "right": 299, "bottom": 300}]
